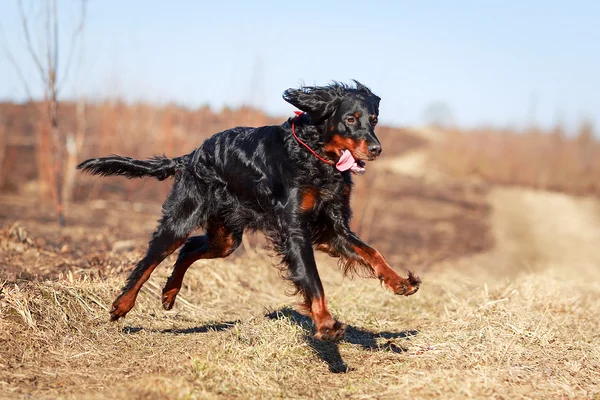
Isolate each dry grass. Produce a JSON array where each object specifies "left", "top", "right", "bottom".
[{"left": 2, "top": 248, "right": 599, "bottom": 399}]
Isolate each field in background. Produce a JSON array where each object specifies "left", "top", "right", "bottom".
[
  {"left": 1, "top": 103, "right": 600, "bottom": 398},
  {"left": 430, "top": 124, "right": 600, "bottom": 197}
]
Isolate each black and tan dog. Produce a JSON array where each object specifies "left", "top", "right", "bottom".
[{"left": 78, "top": 80, "right": 420, "bottom": 341}]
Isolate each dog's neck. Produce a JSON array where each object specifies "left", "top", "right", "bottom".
[
  {"left": 284, "top": 115, "right": 341, "bottom": 174},
  {"left": 287, "top": 114, "right": 327, "bottom": 149},
  {"left": 290, "top": 112, "right": 334, "bottom": 167}
]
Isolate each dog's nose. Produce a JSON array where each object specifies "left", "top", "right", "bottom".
[{"left": 368, "top": 144, "right": 382, "bottom": 156}]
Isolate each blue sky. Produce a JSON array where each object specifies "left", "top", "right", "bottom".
[{"left": 0, "top": 0, "right": 598, "bottom": 131}]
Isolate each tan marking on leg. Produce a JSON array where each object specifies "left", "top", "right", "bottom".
[
  {"left": 310, "top": 296, "right": 347, "bottom": 342},
  {"left": 299, "top": 188, "right": 319, "bottom": 212},
  {"left": 352, "top": 244, "right": 420, "bottom": 296}
]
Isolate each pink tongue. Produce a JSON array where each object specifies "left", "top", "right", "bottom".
[{"left": 336, "top": 150, "right": 355, "bottom": 171}]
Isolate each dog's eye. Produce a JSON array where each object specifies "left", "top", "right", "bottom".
[{"left": 346, "top": 116, "right": 356, "bottom": 124}]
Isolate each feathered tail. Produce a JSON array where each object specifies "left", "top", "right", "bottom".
[{"left": 77, "top": 154, "right": 190, "bottom": 181}]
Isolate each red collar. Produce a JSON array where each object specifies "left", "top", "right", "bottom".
[{"left": 290, "top": 111, "right": 334, "bottom": 166}]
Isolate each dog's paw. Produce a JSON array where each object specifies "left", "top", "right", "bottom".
[
  {"left": 314, "top": 320, "right": 347, "bottom": 342},
  {"left": 109, "top": 294, "right": 135, "bottom": 321},
  {"left": 161, "top": 288, "right": 179, "bottom": 310},
  {"left": 390, "top": 270, "right": 421, "bottom": 296}
]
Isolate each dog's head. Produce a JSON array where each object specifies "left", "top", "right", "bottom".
[{"left": 283, "top": 80, "right": 381, "bottom": 174}]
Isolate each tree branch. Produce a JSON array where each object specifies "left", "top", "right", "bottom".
[
  {"left": 17, "top": 0, "right": 48, "bottom": 86},
  {"left": 0, "top": 21, "right": 34, "bottom": 101},
  {"left": 58, "top": 0, "right": 87, "bottom": 92}
]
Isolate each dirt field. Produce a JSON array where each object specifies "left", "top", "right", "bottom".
[{"left": 1, "top": 134, "right": 600, "bottom": 399}]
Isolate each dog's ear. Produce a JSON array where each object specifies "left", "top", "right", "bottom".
[
  {"left": 352, "top": 79, "right": 380, "bottom": 115},
  {"left": 352, "top": 80, "right": 371, "bottom": 95},
  {"left": 373, "top": 95, "right": 381, "bottom": 115},
  {"left": 282, "top": 86, "right": 341, "bottom": 124}
]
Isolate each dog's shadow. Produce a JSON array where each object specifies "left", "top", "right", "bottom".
[
  {"left": 123, "top": 308, "right": 417, "bottom": 374},
  {"left": 123, "top": 321, "right": 239, "bottom": 335},
  {"left": 265, "top": 307, "right": 418, "bottom": 373}
]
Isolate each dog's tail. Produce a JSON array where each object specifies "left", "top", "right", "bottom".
[{"left": 77, "top": 154, "right": 191, "bottom": 181}]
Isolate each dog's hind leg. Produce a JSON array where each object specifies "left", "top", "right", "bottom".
[
  {"left": 109, "top": 181, "right": 200, "bottom": 321},
  {"left": 110, "top": 222, "right": 188, "bottom": 321},
  {"left": 161, "top": 235, "right": 208, "bottom": 310},
  {"left": 161, "top": 223, "right": 242, "bottom": 310}
]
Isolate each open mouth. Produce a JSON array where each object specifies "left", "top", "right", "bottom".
[{"left": 336, "top": 149, "right": 367, "bottom": 175}]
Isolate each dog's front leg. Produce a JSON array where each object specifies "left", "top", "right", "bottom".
[
  {"left": 320, "top": 229, "right": 420, "bottom": 296},
  {"left": 282, "top": 224, "right": 347, "bottom": 341},
  {"left": 351, "top": 234, "right": 420, "bottom": 295}
]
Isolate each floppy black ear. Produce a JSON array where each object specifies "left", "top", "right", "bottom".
[{"left": 282, "top": 86, "right": 342, "bottom": 124}]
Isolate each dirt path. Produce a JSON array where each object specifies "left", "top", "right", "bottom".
[
  {"left": 383, "top": 130, "right": 600, "bottom": 279},
  {"left": 379, "top": 127, "right": 443, "bottom": 180},
  {"left": 480, "top": 187, "right": 600, "bottom": 277}
]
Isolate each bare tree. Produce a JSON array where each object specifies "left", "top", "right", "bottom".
[
  {"left": 0, "top": 115, "right": 5, "bottom": 185},
  {"left": 1, "top": 0, "right": 87, "bottom": 226}
]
